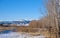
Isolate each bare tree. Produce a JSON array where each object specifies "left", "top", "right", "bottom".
[{"left": 44, "top": 0, "right": 59, "bottom": 38}]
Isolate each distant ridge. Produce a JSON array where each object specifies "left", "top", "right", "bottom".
[{"left": 0, "top": 19, "right": 31, "bottom": 26}]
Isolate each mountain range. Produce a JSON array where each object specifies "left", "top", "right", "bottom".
[{"left": 0, "top": 20, "right": 31, "bottom": 26}]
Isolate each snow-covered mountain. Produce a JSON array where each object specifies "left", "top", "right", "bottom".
[{"left": 0, "top": 19, "right": 31, "bottom": 26}]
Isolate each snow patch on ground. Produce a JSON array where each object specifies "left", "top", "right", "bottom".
[{"left": 0, "top": 32, "right": 45, "bottom": 38}]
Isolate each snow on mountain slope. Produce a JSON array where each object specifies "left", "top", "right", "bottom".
[{"left": 0, "top": 19, "right": 31, "bottom": 26}]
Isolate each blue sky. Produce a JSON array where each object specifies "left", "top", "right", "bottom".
[{"left": 0, "top": 0, "right": 46, "bottom": 21}]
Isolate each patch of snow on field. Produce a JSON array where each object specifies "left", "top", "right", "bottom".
[{"left": 0, "top": 32, "right": 45, "bottom": 38}]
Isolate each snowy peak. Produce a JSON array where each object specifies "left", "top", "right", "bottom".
[{"left": 0, "top": 20, "right": 31, "bottom": 26}]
